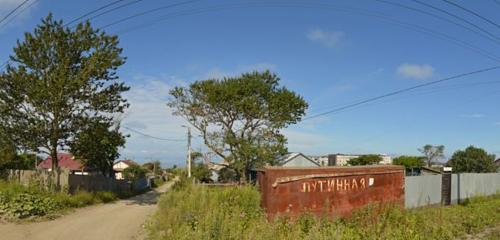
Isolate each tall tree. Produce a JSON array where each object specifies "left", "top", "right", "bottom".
[
  {"left": 168, "top": 71, "right": 308, "bottom": 183},
  {"left": 0, "top": 14, "right": 129, "bottom": 187},
  {"left": 347, "top": 155, "right": 382, "bottom": 166},
  {"left": 70, "top": 121, "right": 127, "bottom": 177},
  {"left": 447, "top": 146, "right": 497, "bottom": 173},
  {"left": 418, "top": 145, "right": 445, "bottom": 167}
]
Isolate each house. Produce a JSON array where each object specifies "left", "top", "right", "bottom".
[
  {"left": 37, "top": 153, "right": 89, "bottom": 175},
  {"left": 495, "top": 159, "right": 500, "bottom": 172},
  {"left": 279, "top": 153, "right": 320, "bottom": 167},
  {"left": 327, "top": 153, "right": 392, "bottom": 166},
  {"left": 206, "top": 161, "right": 229, "bottom": 183},
  {"left": 113, "top": 160, "right": 138, "bottom": 180}
]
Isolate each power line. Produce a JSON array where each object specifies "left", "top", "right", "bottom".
[
  {"left": 68, "top": 0, "right": 146, "bottom": 28},
  {"left": 123, "top": 126, "right": 185, "bottom": 142},
  {"left": 411, "top": 0, "right": 500, "bottom": 43},
  {"left": 374, "top": 0, "right": 500, "bottom": 46},
  {"left": 303, "top": 65, "right": 500, "bottom": 121},
  {"left": 64, "top": 0, "right": 127, "bottom": 27},
  {"left": 111, "top": 1, "right": 500, "bottom": 63},
  {"left": 0, "top": 0, "right": 30, "bottom": 25},
  {"left": 99, "top": 0, "right": 201, "bottom": 29},
  {"left": 0, "top": 0, "right": 39, "bottom": 30},
  {"left": 442, "top": 0, "right": 500, "bottom": 30}
]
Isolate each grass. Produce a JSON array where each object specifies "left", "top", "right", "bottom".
[
  {"left": 0, "top": 180, "right": 118, "bottom": 220},
  {"left": 147, "top": 178, "right": 500, "bottom": 240}
]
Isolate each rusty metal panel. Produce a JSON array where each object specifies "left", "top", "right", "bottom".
[{"left": 257, "top": 165, "right": 405, "bottom": 219}]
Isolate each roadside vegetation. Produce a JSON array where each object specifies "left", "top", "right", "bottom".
[
  {"left": 147, "top": 179, "right": 500, "bottom": 240},
  {"left": 0, "top": 181, "right": 118, "bottom": 221}
]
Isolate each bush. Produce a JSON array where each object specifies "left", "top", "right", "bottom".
[
  {"left": 0, "top": 181, "right": 118, "bottom": 220},
  {"left": 0, "top": 193, "right": 59, "bottom": 218}
]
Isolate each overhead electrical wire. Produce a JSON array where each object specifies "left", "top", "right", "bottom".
[
  {"left": 123, "top": 126, "right": 185, "bottom": 142},
  {"left": 0, "top": 0, "right": 30, "bottom": 25},
  {"left": 110, "top": 1, "right": 500, "bottom": 63},
  {"left": 99, "top": 0, "right": 201, "bottom": 29},
  {"left": 307, "top": 79, "right": 500, "bottom": 115},
  {"left": 374, "top": 0, "right": 500, "bottom": 46},
  {"left": 64, "top": 0, "right": 128, "bottom": 27},
  {"left": 0, "top": 0, "right": 40, "bottom": 30},
  {"left": 411, "top": 0, "right": 500, "bottom": 43},
  {"left": 67, "top": 0, "right": 147, "bottom": 28},
  {"left": 442, "top": 0, "right": 500, "bottom": 30},
  {"left": 1, "top": 0, "right": 147, "bottom": 71},
  {"left": 303, "top": 65, "right": 500, "bottom": 121}
]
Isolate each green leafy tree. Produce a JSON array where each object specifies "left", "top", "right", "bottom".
[
  {"left": 169, "top": 71, "right": 308, "bottom": 183},
  {"left": 192, "top": 164, "right": 212, "bottom": 183},
  {"left": 0, "top": 14, "right": 129, "bottom": 187},
  {"left": 393, "top": 156, "right": 425, "bottom": 168},
  {"left": 123, "top": 164, "right": 147, "bottom": 182},
  {"left": 447, "top": 146, "right": 497, "bottom": 173},
  {"left": 70, "top": 121, "right": 127, "bottom": 177},
  {"left": 348, "top": 155, "right": 382, "bottom": 166},
  {"left": 419, "top": 145, "right": 445, "bottom": 167},
  {"left": 0, "top": 130, "right": 17, "bottom": 171},
  {"left": 218, "top": 167, "right": 238, "bottom": 183}
]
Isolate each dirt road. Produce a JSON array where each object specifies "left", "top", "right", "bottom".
[{"left": 0, "top": 180, "right": 176, "bottom": 240}]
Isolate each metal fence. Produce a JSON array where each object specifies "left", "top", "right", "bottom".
[{"left": 405, "top": 173, "right": 500, "bottom": 208}]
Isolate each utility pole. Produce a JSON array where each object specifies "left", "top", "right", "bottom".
[
  {"left": 182, "top": 125, "right": 192, "bottom": 178},
  {"left": 187, "top": 126, "right": 192, "bottom": 178}
]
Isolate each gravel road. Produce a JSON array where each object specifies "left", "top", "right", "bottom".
[{"left": 0, "top": 180, "right": 175, "bottom": 240}]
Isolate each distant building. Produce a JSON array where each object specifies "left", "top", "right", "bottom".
[
  {"left": 495, "top": 159, "right": 500, "bottom": 172},
  {"left": 328, "top": 154, "right": 392, "bottom": 166},
  {"left": 308, "top": 155, "right": 329, "bottom": 166},
  {"left": 37, "top": 153, "right": 89, "bottom": 175},
  {"left": 279, "top": 153, "right": 320, "bottom": 167},
  {"left": 113, "top": 160, "right": 138, "bottom": 180}
]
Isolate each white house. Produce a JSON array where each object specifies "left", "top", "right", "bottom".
[
  {"left": 113, "top": 160, "right": 137, "bottom": 180},
  {"left": 279, "top": 153, "right": 320, "bottom": 167}
]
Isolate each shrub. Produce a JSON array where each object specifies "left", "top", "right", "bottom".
[
  {"left": 0, "top": 193, "right": 59, "bottom": 218},
  {"left": 94, "top": 191, "right": 117, "bottom": 203}
]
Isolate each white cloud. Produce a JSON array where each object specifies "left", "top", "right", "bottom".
[
  {"left": 120, "top": 74, "right": 189, "bottom": 166},
  {"left": 307, "top": 29, "right": 345, "bottom": 48},
  {"left": 460, "top": 113, "right": 485, "bottom": 118},
  {"left": 283, "top": 129, "right": 333, "bottom": 155},
  {"left": 396, "top": 64, "right": 434, "bottom": 80}
]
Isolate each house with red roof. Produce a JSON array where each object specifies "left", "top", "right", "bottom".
[
  {"left": 37, "top": 153, "right": 89, "bottom": 175},
  {"left": 113, "top": 160, "right": 138, "bottom": 180}
]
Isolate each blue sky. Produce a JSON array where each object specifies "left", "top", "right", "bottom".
[{"left": 1, "top": 0, "right": 500, "bottom": 166}]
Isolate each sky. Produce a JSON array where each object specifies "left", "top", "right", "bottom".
[{"left": 1, "top": 0, "right": 500, "bottom": 167}]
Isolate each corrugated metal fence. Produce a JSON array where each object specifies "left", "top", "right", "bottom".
[{"left": 405, "top": 173, "right": 500, "bottom": 208}]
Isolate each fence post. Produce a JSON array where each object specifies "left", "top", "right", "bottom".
[{"left": 441, "top": 167, "right": 452, "bottom": 206}]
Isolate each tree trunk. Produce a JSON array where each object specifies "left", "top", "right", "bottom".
[
  {"left": 238, "top": 168, "right": 247, "bottom": 184},
  {"left": 50, "top": 143, "right": 60, "bottom": 190}
]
